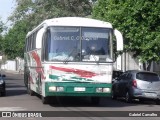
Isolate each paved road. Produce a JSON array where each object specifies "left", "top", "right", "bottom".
[{"left": 0, "top": 71, "right": 160, "bottom": 120}]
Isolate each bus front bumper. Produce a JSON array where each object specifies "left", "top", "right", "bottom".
[{"left": 45, "top": 82, "right": 112, "bottom": 97}]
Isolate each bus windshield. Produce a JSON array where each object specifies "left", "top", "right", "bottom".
[{"left": 46, "top": 26, "right": 112, "bottom": 62}]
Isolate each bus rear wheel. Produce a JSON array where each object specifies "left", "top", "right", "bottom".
[
  {"left": 91, "top": 97, "right": 100, "bottom": 105},
  {"left": 111, "top": 90, "right": 117, "bottom": 100}
]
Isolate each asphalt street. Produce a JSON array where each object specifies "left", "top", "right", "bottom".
[{"left": 0, "top": 70, "right": 160, "bottom": 120}]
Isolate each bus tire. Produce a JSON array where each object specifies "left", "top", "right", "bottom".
[
  {"left": 42, "top": 96, "right": 49, "bottom": 104},
  {"left": 111, "top": 90, "right": 117, "bottom": 100},
  {"left": 91, "top": 97, "right": 100, "bottom": 105}
]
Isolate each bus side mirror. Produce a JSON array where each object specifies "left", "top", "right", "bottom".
[{"left": 114, "top": 29, "right": 123, "bottom": 51}]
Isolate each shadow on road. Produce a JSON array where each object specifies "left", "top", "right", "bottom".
[
  {"left": 49, "top": 97, "right": 96, "bottom": 107},
  {"left": 6, "top": 89, "right": 27, "bottom": 96},
  {"left": 46, "top": 97, "right": 141, "bottom": 107},
  {"left": 46, "top": 96, "right": 157, "bottom": 108},
  {"left": 3, "top": 71, "right": 27, "bottom": 97},
  {"left": 6, "top": 83, "right": 25, "bottom": 88},
  {"left": 4, "top": 75, "right": 23, "bottom": 81}
]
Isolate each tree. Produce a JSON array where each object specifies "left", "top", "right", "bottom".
[
  {"left": 92, "top": 0, "right": 160, "bottom": 71},
  {"left": 0, "top": 19, "right": 4, "bottom": 34},
  {"left": 9, "top": 0, "right": 92, "bottom": 29},
  {"left": 0, "top": 18, "right": 5, "bottom": 52},
  {"left": 3, "top": 0, "right": 93, "bottom": 59},
  {"left": 3, "top": 20, "right": 28, "bottom": 59}
]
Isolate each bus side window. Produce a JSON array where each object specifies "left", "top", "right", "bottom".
[
  {"left": 42, "top": 31, "right": 47, "bottom": 61},
  {"left": 27, "top": 37, "right": 30, "bottom": 51},
  {"left": 32, "top": 32, "right": 36, "bottom": 50},
  {"left": 28, "top": 36, "right": 31, "bottom": 51},
  {"left": 25, "top": 38, "right": 28, "bottom": 52}
]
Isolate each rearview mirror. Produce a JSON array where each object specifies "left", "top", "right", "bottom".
[
  {"left": 114, "top": 29, "right": 123, "bottom": 51},
  {"left": 36, "top": 25, "right": 47, "bottom": 49}
]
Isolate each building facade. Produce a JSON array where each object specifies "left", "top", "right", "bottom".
[{"left": 114, "top": 52, "right": 160, "bottom": 75}]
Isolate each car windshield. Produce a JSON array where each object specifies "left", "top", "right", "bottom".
[
  {"left": 136, "top": 72, "right": 160, "bottom": 82},
  {"left": 46, "top": 26, "right": 112, "bottom": 62}
]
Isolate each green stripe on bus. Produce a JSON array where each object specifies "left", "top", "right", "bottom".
[
  {"left": 49, "top": 74, "right": 59, "bottom": 79},
  {"left": 49, "top": 74, "right": 94, "bottom": 82}
]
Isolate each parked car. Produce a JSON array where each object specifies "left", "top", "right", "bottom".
[
  {"left": 0, "top": 74, "right": 6, "bottom": 96},
  {"left": 112, "top": 70, "right": 160, "bottom": 104}
]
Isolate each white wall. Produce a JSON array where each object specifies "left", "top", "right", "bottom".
[
  {"left": 114, "top": 52, "right": 160, "bottom": 74},
  {"left": 1, "top": 60, "right": 16, "bottom": 71},
  {"left": 125, "top": 52, "right": 139, "bottom": 71},
  {"left": 114, "top": 52, "right": 139, "bottom": 72},
  {"left": 153, "top": 61, "right": 160, "bottom": 75}
]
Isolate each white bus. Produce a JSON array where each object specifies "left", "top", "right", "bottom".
[{"left": 24, "top": 17, "right": 123, "bottom": 104}]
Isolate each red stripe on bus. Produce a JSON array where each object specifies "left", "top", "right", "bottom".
[
  {"left": 50, "top": 66, "right": 97, "bottom": 78},
  {"left": 31, "top": 51, "right": 45, "bottom": 79}
]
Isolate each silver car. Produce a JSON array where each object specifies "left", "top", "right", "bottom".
[{"left": 112, "top": 70, "right": 160, "bottom": 104}]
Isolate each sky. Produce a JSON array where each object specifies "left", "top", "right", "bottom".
[{"left": 0, "top": 0, "right": 16, "bottom": 25}]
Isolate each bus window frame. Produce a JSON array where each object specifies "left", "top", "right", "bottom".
[
  {"left": 44, "top": 26, "right": 113, "bottom": 63},
  {"left": 41, "top": 29, "right": 48, "bottom": 62}
]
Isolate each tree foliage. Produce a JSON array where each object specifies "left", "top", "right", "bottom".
[
  {"left": 0, "top": 19, "right": 4, "bottom": 34},
  {"left": 92, "top": 0, "right": 160, "bottom": 70},
  {"left": 0, "top": 18, "right": 5, "bottom": 52},
  {"left": 3, "top": 20, "right": 28, "bottom": 59},
  {"left": 9, "top": 0, "right": 92, "bottom": 29},
  {"left": 3, "top": 0, "right": 93, "bottom": 59}
]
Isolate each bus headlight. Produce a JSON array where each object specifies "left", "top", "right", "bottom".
[
  {"left": 103, "top": 88, "right": 111, "bottom": 93},
  {"left": 49, "top": 86, "right": 64, "bottom": 92},
  {"left": 96, "top": 88, "right": 103, "bottom": 92},
  {"left": 49, "top": 86, "right": 56, "bottom": 91},
  {"left": 56, "top": 87, "right": 64, "bottom": 92},
  {"left": 96, "top": 88, "right": 111, "bottom": 93}
]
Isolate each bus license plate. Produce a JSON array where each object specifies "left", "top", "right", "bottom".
[{"left": 74, "top": 87, "right": 86, "bottom": 92}]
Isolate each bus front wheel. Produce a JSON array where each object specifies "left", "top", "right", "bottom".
[{"left": 42, "top": 96, "right": 49, "bottom": 104}]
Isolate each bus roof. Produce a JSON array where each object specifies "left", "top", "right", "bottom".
[{"left": 27, "top": 17, "right": 113, "bottom": 36}]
